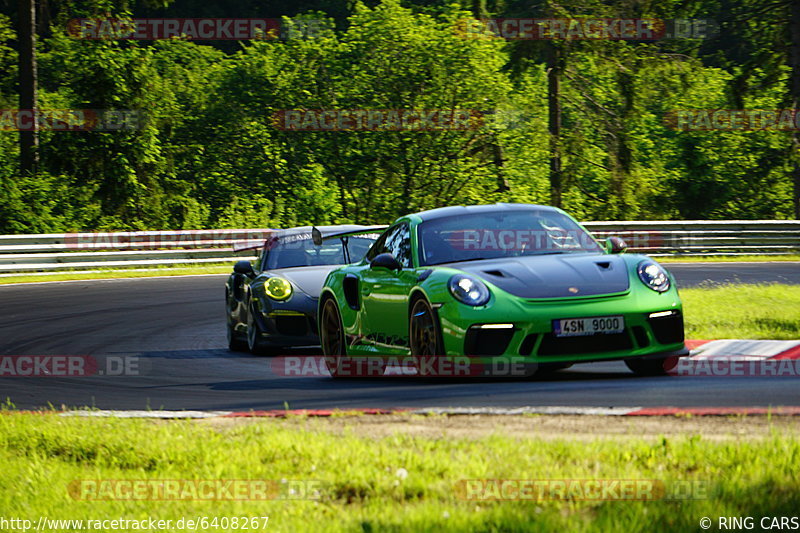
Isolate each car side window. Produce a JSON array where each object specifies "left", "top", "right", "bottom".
[
  {"left": 365, "top": 224, "right": 412, "bottom": 268},
  {"left": 365, "top": 232, "right": 389, "bottom": 262},
  {"left": 385, "top": 224, "right": 411, "bottom": 268}
]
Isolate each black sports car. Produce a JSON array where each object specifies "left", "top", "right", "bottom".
[{"left": 225, "top": 225, "right": 382, "bottom": 354}]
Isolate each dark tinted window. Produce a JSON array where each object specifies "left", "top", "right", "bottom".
[
  {"left": 418, "top": 209, "right": 603, "bottom": 266},
  {"left": 264, "top": 233, "right": 377, "bottom": 269}
]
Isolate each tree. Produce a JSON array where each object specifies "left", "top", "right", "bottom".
[{"left": 18, "top": 0, "right": 38, "bottom": 176}]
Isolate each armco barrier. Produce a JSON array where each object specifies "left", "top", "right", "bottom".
[
  {"left": 0, "top": 229, "right": 271, "bottom": 273},
  {"left": 584, "top": 220, "right": 800, "bottom": 255},
  {"left": 0, "top": 221, "right": 797, "bottom": 274}
]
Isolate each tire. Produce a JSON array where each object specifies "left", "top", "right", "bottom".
[
  {"left": 320, "top": 297, "right": 385, "bottom": 378},
  {"left": 625, "top": 356, "right": 675, "bottom": 376},
  {"left": 320, "top": 297, "right": 348, "bottom": 378},
  {"left": 409, "top": 297, "right": 445, "bottom": 377},
  {"left": 226, "top": 290, "right": 248, "bottom": 352},
  {"left": 247, "top": 302, "right": 280, "bottom": 356},
  {"left": 537, "top": 363, "right": 573, "bottom": 374},
  {"left": 227, "top": 320, "right": 248, "bottom": 352}
]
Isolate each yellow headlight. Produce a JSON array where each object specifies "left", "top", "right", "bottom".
[{"left": 264, "top": 277, "right": 292, "bottom": 301}]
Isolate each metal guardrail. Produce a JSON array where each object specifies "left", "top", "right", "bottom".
[
  {"left": 584, "top": 220, "right": 800, "bottom": 255},
  {"left": 0, "top": 229, "right": 270, "bottom": 273},
  {"left": 0, "top": 222, "right": 798, "bottom": 274}
]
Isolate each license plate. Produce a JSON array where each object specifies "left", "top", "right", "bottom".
[{"left": 553, "top": 316, "right": 625, "bottom": 337}]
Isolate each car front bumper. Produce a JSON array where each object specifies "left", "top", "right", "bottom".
[
  {"left": 435, "top": 290, "right": 688, "bottom": 364},
  {"left": 252, "top": 296, "right": 320, "bottom": 348}
]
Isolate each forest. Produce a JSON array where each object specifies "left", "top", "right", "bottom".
[{"left": 0, "top": 0, "right": 797, "bottom": 232}]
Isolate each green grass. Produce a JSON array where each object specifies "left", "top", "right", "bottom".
[
  {"left": 0, "top": 264, "right": 232, "bottom": 284},
  {"left": 657, "top": 255, "right": 800, "bottom": 263},
  {"left": 682, "top": 284, "right": 800, "bottom": 340},
  {"left": 0, "top": 414, "right": 798, "bottom": 532}
]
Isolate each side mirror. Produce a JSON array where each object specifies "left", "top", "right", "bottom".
[
  {"left": 369, "top": 253, "right": 401, "bottom": 271},
  {"left": 233, "top": 260, "right": 255, "bottom": 277},
  {"left": 605, "top": 236, "right": 628, "bottom": 254}
]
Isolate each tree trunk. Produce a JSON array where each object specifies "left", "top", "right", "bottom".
[
  {"left": 613, "top": 69, "right": 635, "bottom": 219},
  {"left": 492, "top": 142, "right": 510, "bottom": 192},
  {"left": 791, "top": 0, "right": 800, "bottom": 218},
  {"left": 18, "top": 0, "right": 38, "bottom": 176},
  {"left": 547, "top": 43, "right": 562, "bottom": 207}
]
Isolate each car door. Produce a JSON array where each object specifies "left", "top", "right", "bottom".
[{"left": 360, "top": 223, "right": 417, "bottom": 350}]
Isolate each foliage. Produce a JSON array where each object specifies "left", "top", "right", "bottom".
[{"left": 0, "top": 0, "right": 796, "bottom": 232}]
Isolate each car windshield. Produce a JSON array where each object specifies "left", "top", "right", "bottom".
[
  {"left": 418, "top": 209, "right": 603, "bottom": 266},
  {"left": 264, "top": 233, "right": 377, "bottom": 270}
]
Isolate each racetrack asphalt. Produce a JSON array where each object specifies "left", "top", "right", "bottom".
[{"left": 0, "top": 262, "right": 798, "bottom": 411}]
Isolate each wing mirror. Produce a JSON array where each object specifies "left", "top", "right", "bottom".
[
  {"left": 604, "top": 236, "right": 628, "bottom": 254},
  {"left": 233, "top": 260, "right": 255, "bottom": 277},
  {"left": 369, "top": 253, "right": 402, "bottom": 271}
]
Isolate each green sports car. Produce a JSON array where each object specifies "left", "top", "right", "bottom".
[{"left": 318, "top": 203, "right": 688, "bottom": 378}]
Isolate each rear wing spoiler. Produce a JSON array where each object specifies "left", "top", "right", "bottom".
[
  {"left": 311, "top": 225, "right": 388, "bottom": 245},
  {"left": 231, "top": 231, "right": 278, "bottom": 253},
  {"left": 231, "top": 225, "right": 388, "bottom": 254}
]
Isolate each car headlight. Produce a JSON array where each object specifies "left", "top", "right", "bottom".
[
  {"left": 264, "top": 277, "right": 293, "bottom": 301},
  {"left": 448, "top": 274, "right": 490, "bottom": 306},
  {"left": 637, "top": 260, "right": 671, "bottom": 292}
]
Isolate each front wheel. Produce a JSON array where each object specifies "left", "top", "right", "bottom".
[
  {"left": 226, "top": 291, "right": 248, "bottom": 352},
  {"left": 227, "top": 320, "right": 248, "bottom": 352},
  {"left": 247, "top": 303, "right": 280, "bottom": 356},
  {"left": 321, "top": 298, "right": 349, "bottom": 378},
  {"left": 625, "top": 356, "right": 675, "bottom": 376},
  {"left": 321, "top": 297, "right": 385, "bottom": 378}
]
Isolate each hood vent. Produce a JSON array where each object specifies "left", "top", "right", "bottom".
[{"left": 451, "top": 254, "right": 630, "bottom": 299}]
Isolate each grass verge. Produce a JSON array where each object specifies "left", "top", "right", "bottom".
[
  {"left": 681, "top": 284, "right": 800, "bottom": 340},
  {"left": 0, "top": 255, "right": 798, "bottom": 285},
  {"left": 0, "top": 264, "right": 232, "bottom": 284},
  {"left": 657, "top": 255, "right": 800, "bottom": 263},
  {"left": 0, "top": 413, "right": 798, "bottom": 532}
]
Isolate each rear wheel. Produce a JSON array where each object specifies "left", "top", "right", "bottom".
[{"left": 409, "top": 298, "right": 444, "bottom": 376}]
